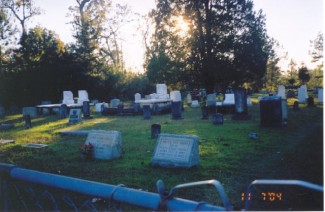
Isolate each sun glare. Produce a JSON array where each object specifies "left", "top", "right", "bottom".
[{"left": 175, "top": 16, "right": 189, "bottom": 37}]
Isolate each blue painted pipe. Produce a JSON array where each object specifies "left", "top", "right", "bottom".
[{"left": 0, "top": 163, "right": 226, "bottom": 211}]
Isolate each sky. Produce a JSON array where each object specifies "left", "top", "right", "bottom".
[{"left": 30, "top": 0, "right": 323, "bottom": 72}]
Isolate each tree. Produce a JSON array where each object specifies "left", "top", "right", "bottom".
[
  {"left": 146, "top": 0, "right": 271, "bottom": 92},
  {"left": 298, "top": 66, "right": 310, "bottom": 84},
  {"left": 1, "top": 0, "right": 41, "bottom": 38},
  {"left": 309, "top": 32, "right": 323, "bottom": 63}
]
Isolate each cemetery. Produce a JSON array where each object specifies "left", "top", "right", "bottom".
[
  {"left": 0, "top": 0, "right": 323, "bottom": 210},
  {"left": 0, "top": 86, "right": 323, "bottom": 210}
]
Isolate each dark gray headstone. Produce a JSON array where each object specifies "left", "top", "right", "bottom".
[
  {"left": 151, "top": 124, "right": 161, "bottom": 138},
  {"left": 212, "top": 113, "right": 223, "bottom": 125},
  {"left": 69, "top": 109, "right": 82, "bottom": 124},
  {"left": 201, "top": 106, "right": 209, "bottom": 120},
  {"left": 60, "top": 104, "right": 68, "bottom": 118},
  {"left": 82, "top": 101, "right": 92, "bottom": 118},
  {"left": 151, "top": 134, "right": 200, "bottom": 168},
  {"left": 143, "top": 105, "right": 151, "bottom": 120},
  {"left": 171, "top": 101, "right": 182, "bottom": 119},
  {"left": 85, "top": 130, "right": 122, "bottom": 160},
  {"left": 23, "top": 115, "right": 32, "bottom": 129},
  {"left": 293, "top": 101, "right": 299, "bottom": 111},
  {"left": 259, "top": 96, "right": 286, "bottom": 127}
]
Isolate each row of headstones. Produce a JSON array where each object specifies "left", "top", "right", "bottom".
[
  {"left": 80, "top": 130, "right": 200, "bottom": 168},
  {"left": 277, "top": 85, "right": 323, "bottom": 104},
  {"left": 134, "top": 90, "right": 182, "bottom": 102}
]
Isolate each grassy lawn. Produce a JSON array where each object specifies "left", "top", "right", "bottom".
[{"left": 0, "top": 96, "right": 323, "bottom": 210}]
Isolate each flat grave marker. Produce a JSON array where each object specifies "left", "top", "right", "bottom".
[
  {"left": 0, "top": 139, "right": 15, "bottom": 145},
  {"left": 24, "top": 143, "right": 48, "bottom": 149},
  {"left": 151, "top": 134, "right": 200, "bottom": 168}
]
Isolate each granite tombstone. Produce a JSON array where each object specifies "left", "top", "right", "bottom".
[
  {"left": 151, "top": 134, "right": 200, "bottom": 168},
  {"left": 85, "top": 130, "right": 122, "bottom": 160}
]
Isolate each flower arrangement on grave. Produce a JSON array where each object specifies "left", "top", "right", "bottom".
[{"left": 80, "top": 142, "right": 94, "bottom": 160}]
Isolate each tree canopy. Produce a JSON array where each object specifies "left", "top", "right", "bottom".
[{"left": 146, "top": 0, "right": 272, "bottom": 92}]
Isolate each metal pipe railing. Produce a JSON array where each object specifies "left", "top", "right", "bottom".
[{"left": 0, "top": 163, "right": 228, "bottom": 211}]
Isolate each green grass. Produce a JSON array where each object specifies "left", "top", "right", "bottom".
[{"left": 0, "top": 98, "right": 323, "bottom": 209}]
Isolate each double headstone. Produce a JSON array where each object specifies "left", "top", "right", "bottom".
[
  {"left": 151, "top": 134, "right": 200, "bottom": 168},
  {"left": 85, "top": 130, "right": 122, "bottom": 160}
]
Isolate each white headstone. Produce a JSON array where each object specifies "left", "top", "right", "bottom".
[
  {"left": 277, "top": 85, "right": 286, "bottom": 99},
  {"left": 95, "top": 103, "right": 108, "bottom": 112},
  {"left": 157, "top": 94, "right": 170, "bottom": 99},
  {"left": 191, "top": 100, "right": 199, "bottom": 108},
  {"left": 247, "top": 96, "right": 252, "bottom": 106},
  {"left": 69, "top": 109, "right": 82, "bottom": 124},
  {"left": 63, "top": 91, "right": 74, "bottom": 105},
  {"left": 151, "top": 134, "right": 200, "bottom": 168},
  {"left": 150, "top": 93, "right": 158, "bottom": 99},
  {"left": 170, "top": 91, "right": 182, "bottom": 102},
  {"left": 110, "top": 99, "right": 120, "bottom": 107},
  {"left": 298, "top": 86, "right": 307, "bottom": 103},
  {"left": 85, "top": 130, "right": 122, "bottom": 160},
  {"left": 77, "top": 90, "right": 89, "bottom": 104},
  {"left": 301, "top": 85, "right": 308, "bottom": 99},
  {"left": 318, "top": 88, "right": 323, "bottom": 104},
  {"left": 186, "top": 94, "right": 192, "bottom": 104},
  {"left": 156, "top": 84, "right": 167, "bottom": 94},
  {"left": 206, "top": 93, "right": 216, "bottom": 106},
  {"left": 22, "top": 107, "right": 38, "bottom": 118},
  {"left": 223, "top": 94, "right": 235, "bottom": 105},
  {"left": 134, "top": 93, "right": 141, "bottom": 101}
]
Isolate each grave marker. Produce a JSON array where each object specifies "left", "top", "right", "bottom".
[
  {"left": 0, "top": 139, "right": 15, "bottom": 145},
  {"left": 22, "top": 107, "right": 37, "bottom": 118},
  {"left": 170, "top": 91, "right": 182, "bottom": 102},
  {"left": 25, "top": 143, "right": 48, "bottom": 149},
  {"left": 85, "top": 130, "right": 122, "bottom": 160},
  {"left": 63, "top": 91, "right": 74, "bottom": 105},
  {"left": 110, "top": 99, "right": 120, "bottom": 108},
  {"left": 277, "top": 85, "right": 286, "bottom": 99},
  {"left": 69, "top": 109, "right": 82, "bottom": 124},
  {"left": 318, "top": 88, "right": 323, "bottom": 104},
  {"left": 151, "top": 134, "right": 200, "bottom": 168}
]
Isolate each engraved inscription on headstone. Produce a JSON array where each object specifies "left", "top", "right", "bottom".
[
  {"left": 69, "top": 109, "right": 82, "bottom": 124},
  {"left": 151, "top": 134, "right": 200, "bottom": 168},
  {"left": 85, "top": 130, "right": 122, "bottom": 160}
]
